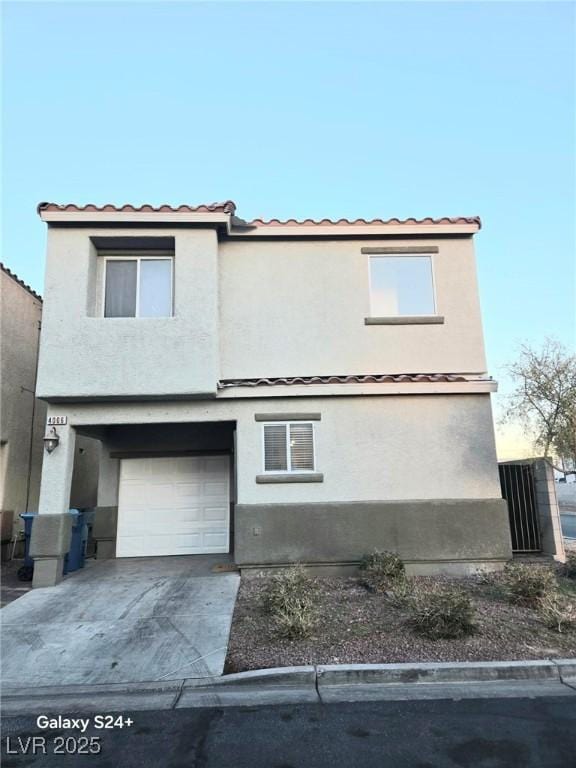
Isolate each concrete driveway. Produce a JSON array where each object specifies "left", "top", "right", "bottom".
[{"left": 1, "top": 556, "right": 240, "bottom": 687}]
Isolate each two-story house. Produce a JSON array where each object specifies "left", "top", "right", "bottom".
[{"left": 31, "top": 200, "right": 512, "bottom": 587}]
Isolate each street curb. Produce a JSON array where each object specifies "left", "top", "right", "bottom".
[
  {"left": 552, "top": 658, "right": 576, "bottom": 685},
  {"left": 316, "top": 660, "right": 561, "bottom": 686},
  {"left": 2, "top": 660, "right": 575, "bottom": 714},
  {"left": 183, "top": 665, "right": 316, "bottom": 689},
  {"left": 0, "top": 680, "right": 185, "bottom": 716}
]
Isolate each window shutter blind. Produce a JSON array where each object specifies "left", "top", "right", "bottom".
[
  {"left": 264, "top": 425, "right": 288, "bottom": 471},
  {"left": 289, "top": 423, "right": 314, "bottom": 471}
]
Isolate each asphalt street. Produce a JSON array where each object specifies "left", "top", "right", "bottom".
[{"left": 2, "top": 696, "right": 576, "bottom": 768}]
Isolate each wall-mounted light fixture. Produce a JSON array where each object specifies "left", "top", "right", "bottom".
[{"left": 43, "top": 426, "right": 60, "bottom": 454}]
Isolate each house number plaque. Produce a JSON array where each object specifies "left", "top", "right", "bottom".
[{"left": 47, "top": 416, "right": 67, "bottom": 426}]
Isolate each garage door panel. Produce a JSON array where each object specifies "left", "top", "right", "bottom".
[
  {"left": 119, "top": 481, "right": 150, "bottom": 502},
  {"left": 204, "top": 480, "right": 228, "bottom": 496},
  {"left": 147, "top": 485, "right": 176, "bottom": 509},
  {"left": 204, "top": 506, "right": 228, "bottom": 522},
  {"left": 173, "top": 483, "right": 203, "bottom": 505},
  {"left": 120, "top": 461, "right": 149, "bottom": 480},
  {"left": 119, "top": 506, "right": 208, "bottom": 532},
  {"left": 117, "top": 456, "right": 230, "bottom": 557},
  {"left": 178, "top": 508, "right": 203, "bottom": 524},
  {"left": 203, "top": 532, "right": 228, "bottom": 549},
  {"left": 117, "top": 534, "right": 205, "bottom": 558}
]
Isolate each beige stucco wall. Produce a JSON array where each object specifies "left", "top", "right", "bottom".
[
  {"left": 219, "top": 237, "right": 487, "bottom": 378},
  {"left": 37, "top": 228, "right": 487, "bottom": 402},
  {"left": 45, "top": 393, "right": 501, "bottom": 508},
  {"left": 0, "top": 270, "right": 45, "bottom": 523},
  {"left": 36, "top": 227, "right": 220, "bottom": 400}
]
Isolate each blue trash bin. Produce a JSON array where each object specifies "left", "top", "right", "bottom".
[
  {"left": 19, "top": 513, "right": 36, "bottom": 569},
  {"left": 18, "top": 510, "right": 84, "bottom": 580},
  {"left": 67, "top": 509, "right": 86, "bottom": 573}
]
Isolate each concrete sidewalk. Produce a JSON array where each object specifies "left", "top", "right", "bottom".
[{"left": 1, "top": 555, "right": 240, "bottom": 688}]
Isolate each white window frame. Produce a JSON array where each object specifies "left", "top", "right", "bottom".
[
  {"left": 261, "top": 421, "right": 316, "bottom": 474},
  {"left": 368, "top": 253, "right": 438, "bottom": 317},
  {"left": 102, "top": 253, "right": 174, "bottom": 318}
]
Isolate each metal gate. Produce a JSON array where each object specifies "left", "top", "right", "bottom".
[{"left": 498, "top": 463, "right": 542, "bottom": 553}]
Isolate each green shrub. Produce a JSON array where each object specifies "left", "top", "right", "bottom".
[
  {"left": 560, "top": 553, "right": 576, "bottom": 580},
  {"left": 538, "top": 594, "right": 576, "bottom": 633},
  {"left": 503, "top": 563, "right": 557, "bottom": 607},
  {"left": 359, "top": 550, "right": 405, "bottom": 592},
  {"left": 262, "top": 565, "right": 317, "bottom": 639},
  {"left": 408, "top": 586, "right": 476, "bottom": 639}
]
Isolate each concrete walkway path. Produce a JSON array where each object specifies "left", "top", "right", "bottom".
[{"left": 1, "top": 555, "right": 240, "bottom": 687}]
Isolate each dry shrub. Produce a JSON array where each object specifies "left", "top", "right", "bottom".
[
  {"left": 388, "top": 577, "right": 423, "bottom": 608},
  {"left": 538, "top": 595, "right": 576, "bottom": 633},
  {"left": 408, "top": 585, "right": 476, "bottom": 639},
  {"left": 503, "top": 563, "right": 557, "bottom": 607},
  {"left": 560, "top": 553, "right": 576, "bottom": 580},
  {"left": 262, "top": 565, "right": 317, "bottom": 639},
  {"left": 359, "top": 550, "right": 405, "bottom": 593},
  {"left": 273, "top": 606, "right": 317, "bottom": 639}
]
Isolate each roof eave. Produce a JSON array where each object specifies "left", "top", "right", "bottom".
[
  {"left": 38, "top": 209, "right": 233, "bottom": 226},
  {"left": 228, "top": 222, "right": 480, "bottom": 237}
]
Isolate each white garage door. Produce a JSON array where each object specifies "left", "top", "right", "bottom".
[{"left": 116, "top": 456, "right": 230, "bottom": 557}]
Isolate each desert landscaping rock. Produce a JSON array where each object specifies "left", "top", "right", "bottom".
[{"left": 225, "top": 573, "right": 576, "bottom": 673}]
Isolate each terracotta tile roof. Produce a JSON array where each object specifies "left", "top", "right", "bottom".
[
  {"left": 218, "top": 373, "right": 474, "bottom": 389},
  {"left": 247, "top": 216, "right": 481, "bottom": 228},
  {"left": 0, "top": 262, "right": 42, "bottom": 301},
  {"left": 37, "top": 201, "right": 480, "bottom": 229},
  {"left": 37, "top": 201, "right": 237, "bottom": 215}
]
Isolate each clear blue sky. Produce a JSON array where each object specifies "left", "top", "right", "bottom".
[{"left": 2, "top": 1, "right": 575, "bottom": 412}]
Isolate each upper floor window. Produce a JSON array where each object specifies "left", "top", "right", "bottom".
[
  {"left": 369, "top": 255, "right": 435, "bottom": 317},
  {"left": 263, "top": 422, "right": 315, "bottom": 473},
  {"left": 104, "top": 256, "right": 173, "bottom": 318}
]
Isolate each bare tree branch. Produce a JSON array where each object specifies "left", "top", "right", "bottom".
[{"left": 505, "top": 338, "right": 576, "bottom": 475}]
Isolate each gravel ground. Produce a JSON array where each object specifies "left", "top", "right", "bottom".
[{"left": 225, "top": 571, "right": 576, "bottom": 673}]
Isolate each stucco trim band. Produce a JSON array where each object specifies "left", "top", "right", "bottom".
[
  {"left": 254, "top": 413, "right": 322, "bottom": 422},
  {"left": 361, "top": 246, "right": 439, "bottom": 254},
  {"left": 255, "top": 473, "right": 324, "bottom": 484},
  {"left": 365, "top": 316, "right": 445, "bottom": 325}
]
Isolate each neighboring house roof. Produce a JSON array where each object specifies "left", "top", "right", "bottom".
[
  {"left": 37, "top": 201, "right": 481, "bottom": 232},
  {"left": 0, "top": 262, "right": 42, "bottom": 301},
  {"left": 218, "top": 373, "right": 481, "bottom": 389}
]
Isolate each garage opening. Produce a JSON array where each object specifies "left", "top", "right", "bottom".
[
  {"left": 117, "top": 454, "right": 231, "bottom": 557},
  {"left": 101, "top": 421, "right": 236, "bottom": 558}
]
